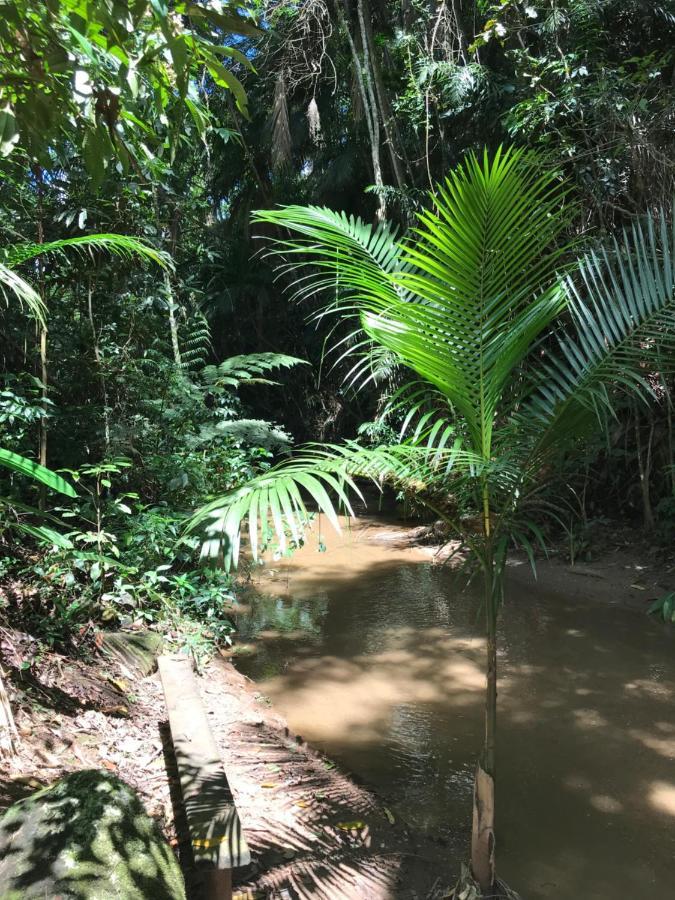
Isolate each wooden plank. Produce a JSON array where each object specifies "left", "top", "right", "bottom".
[{"left": 159, "top": 654, "right": 251, "bottom": 877}]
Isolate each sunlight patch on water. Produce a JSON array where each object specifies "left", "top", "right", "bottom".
[{"left": 649, "top": 781, "right": 675, "bottom": 817}]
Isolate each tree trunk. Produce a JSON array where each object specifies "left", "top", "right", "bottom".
[
  {"left": 165, "top": 270, "right": 183, "bottom": 368},
  {"left": 86, "top": 276, "right": 111, "bottom": 451},
  {"left": 152, "top": 190, "right": 183, "bottom": 368},
  {"left": 31, "top": 164, "right": 49, "bottom": 508},
  {"left": 634, "top": 405, "right": 655, "bottom": 531},
  {"left": 339, "top": 0, "right": 386, "bottom": 220},
  {"left": 360, "top": 0, "right": 410, "bottom": 189},
  {"left": 471, "top": 563, "right": 497, "bottom": 894}
]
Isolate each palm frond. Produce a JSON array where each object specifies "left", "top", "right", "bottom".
[
  {"left": 186, "top": 440, "right": 483, "bottom": 569},
  {"left": 0, "top": 448, "right": 76, "bottom": 497},
  {"left": 1, "top": 234, "right": 170, "bottom": 326},
  {"left": 254, "top": 148, "right": 576, "bottom": 458},
  {"left": 519, "top": 208, "right": 675, "bottom": 460},
  {"left": 0, "top": 262, "right": 46, "bottom": 324},
  {"left": 368, "top": 147, "right": 575, "bottom": 455},
  {"left": 2, "top": 234, "right": 172, "bottom": 270}
]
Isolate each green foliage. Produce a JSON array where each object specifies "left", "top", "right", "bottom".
[
  {"left": 191, "top": 149, "right": 675, "bottom": 585},
  {"left": 0, "top": 449, "right": 76, "bottom": 497},
  {"left": 202, "top": 353, "right": 308, "bottom": 389},
  {"left": 0, "top": 0, "right": 257, "bottom": 179},
  {"left": 648, "top": 591, "right": 675, "bottom": 623}
]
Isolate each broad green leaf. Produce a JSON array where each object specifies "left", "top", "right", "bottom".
[{"left": 0, "top": 449, "right": 77, "bottom": 497}]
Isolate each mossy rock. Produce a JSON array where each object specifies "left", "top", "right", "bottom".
[
  {"left": 0, "top": 770, "right": 186, "bottom": 899},
  {"left": 100, "top": 631, "right": 164, "bottom": 677}
]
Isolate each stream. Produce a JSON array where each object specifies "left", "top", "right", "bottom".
[{"left": 234, "top": 516, "right": 675, "bottom": 899}]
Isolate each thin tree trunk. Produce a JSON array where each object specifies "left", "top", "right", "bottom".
[
  {"left": 165, "top": 270, "right": 182, "bottom": 368},
  {"left": 153, "top": 188, "right": 183, "bottom": 367},
  {"left": 86, "top": 276, "right": 111, "bottom": 451},
  {"left": 471, "top": 561, "right": 497, "bottom": 893},
  {"left": 662, "top": 375, "right": 675, "bottom": 496},
  {"left": 339, "top": 0, "right": 386, "bottom": 220},
  {"left": 361, "top": 0, "right": 409, "bottom": 188},
  {"left": 471, "top": 481, "right": 497, "bottom": 893},
  {"left": 33, "top": 165, "right": 48, "bottom": 509},
  {"left": 634, "top": 405, "right": 655, "bottom": 530},
  {"left": 0, "top": 666, "right": 18, "bottom": 759}
]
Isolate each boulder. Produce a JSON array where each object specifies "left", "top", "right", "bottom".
[{"left": 0, "top": 769, "right": 186, "bottom": 899}]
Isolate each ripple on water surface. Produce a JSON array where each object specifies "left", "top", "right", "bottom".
[{"left": 236, "top": 517, "right": 675, "bottom": 900}]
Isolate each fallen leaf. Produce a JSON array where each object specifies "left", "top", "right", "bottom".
[{"left": 383, "top": 806, "right": 395, "bottom": 825}]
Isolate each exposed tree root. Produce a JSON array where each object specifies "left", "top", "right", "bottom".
[{"left": 450, "top": 864, "right": 523, "bottom": 900}]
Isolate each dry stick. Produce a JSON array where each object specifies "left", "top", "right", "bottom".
[
  {"left": 662, "top": 373, "right": 675, "bottom": 496},
  {"left": 449, "top": 0, "right": 469, "bottom": 64},
  {"left": 0, "top": 666, "right": 18, "bottom": 759},
  {"left": 634, "top": 402, "right": 655, "bottom": 530}
]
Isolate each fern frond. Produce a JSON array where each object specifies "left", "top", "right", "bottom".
[
  {"left": 179, "top": 312, "right": 212, "bottom": 371},
  {"left": 202, "top": 352, "right": 308, "bottom": 389}
]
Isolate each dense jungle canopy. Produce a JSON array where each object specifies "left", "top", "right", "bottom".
[{"left": 0, "top": 2, "right": 674, "bottom": 898}]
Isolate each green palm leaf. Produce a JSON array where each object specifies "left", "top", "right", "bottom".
[
  {"left": 518, "top": 208, "right": 675, "bottom": 461},
  {"left": 0, "top": 448, "right": 76, "bottom": 497},
  {"left": 0, "top": 262, "right": 46, "bottom": 324},
  {"left": 186, "top": 440, "right": 483, "bottom": 568},
  {"left": 1, "top": 234, "right": 170, "bottom": 326},
  {"left": 2, "top": 234, "right": 171, "bottom": 270},
  {"left": 254, "top": 147, "right": 576, "bottom": 459}
]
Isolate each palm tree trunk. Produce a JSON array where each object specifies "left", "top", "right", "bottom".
[{"left": 471, "top": 561, "right": 498, "bottom": 893}]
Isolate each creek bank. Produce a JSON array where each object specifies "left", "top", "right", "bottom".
[
  {"left": 0, "top": 626, "right": 452, "bottom": 899},
  {"left": 396, "top": 518, "right": 675, "bottom": 615}
]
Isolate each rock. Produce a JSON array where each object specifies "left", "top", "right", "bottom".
[
  {"left": 0, "top": 769, "right": 186, "bottom": 899},
  {"left": 99, "top": 631, "right": 164, "bottom": 677}
]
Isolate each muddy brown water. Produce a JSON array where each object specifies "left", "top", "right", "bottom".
[{"left": 234, "top": 517, "right": 675, "bottom": 899}]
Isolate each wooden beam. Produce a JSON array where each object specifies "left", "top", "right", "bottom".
[{"left": 159, "top": 654, "right": 250, "bottom": 899}]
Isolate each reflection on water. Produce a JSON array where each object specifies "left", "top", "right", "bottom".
[{"left": 234, "top": 518, "right": 675, "bottom": 899}]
